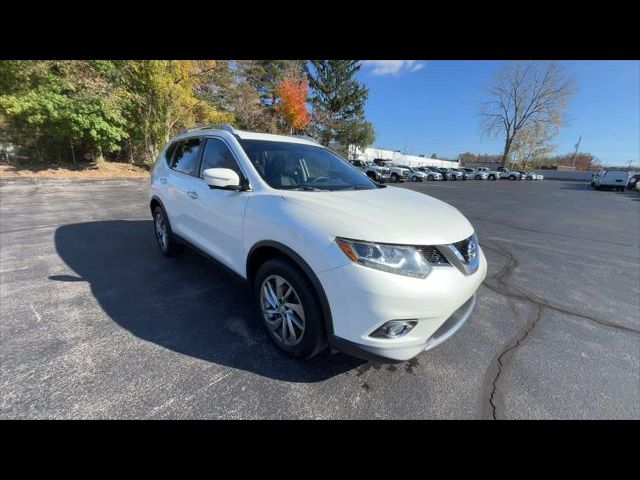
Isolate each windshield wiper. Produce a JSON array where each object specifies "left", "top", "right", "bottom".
[
  {"left": 343, "top": 185, "right": 372, "bottom": 190},
  {"left": 291, "top": 186, "right": 330, "bottom": 191}
]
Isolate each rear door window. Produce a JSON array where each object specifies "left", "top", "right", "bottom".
[
  {"left": 164, "top": 142, "right": 178, "bottom": 166},
  {"left": 170, "top": 138, "right": 203, "bottom": 177}
]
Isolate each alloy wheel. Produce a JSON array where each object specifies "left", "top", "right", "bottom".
[
  {"left": 260, "top": 275, "right": 305, "bottom": 346},
  {"left": 154, "top": 212, "right": 168, "bottom": 252}
]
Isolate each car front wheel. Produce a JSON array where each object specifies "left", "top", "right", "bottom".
[
  {"left": 153, "top": 206, "right": 181, "bottom": 257},
  {"left": 254, "top": 258, "right": 327, "bottom": 359}
]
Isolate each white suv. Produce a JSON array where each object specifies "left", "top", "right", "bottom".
[{"left": 149, "top": 125, "right": 487, "bottom": 362}]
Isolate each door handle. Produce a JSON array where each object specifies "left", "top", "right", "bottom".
[
  {"left": 187, "top": 191, "right": 199, "bottom": 200},
  {"left": 160, "top": 177, "right": 167, "bottom": 184}
]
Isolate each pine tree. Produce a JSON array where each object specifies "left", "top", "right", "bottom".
[{"left": 306, "top": 61, "right": 370, "bottom": 147}]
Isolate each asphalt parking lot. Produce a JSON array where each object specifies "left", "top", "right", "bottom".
[{"left": 1, "top": 177, "right": 639, "bottom": 419}]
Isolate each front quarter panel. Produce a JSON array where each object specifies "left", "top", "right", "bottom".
[{"left": 242, "top": 194, "right": 363, "bottom": 277}]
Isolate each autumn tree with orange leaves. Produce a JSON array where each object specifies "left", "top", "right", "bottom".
[{"left": 275, "top": 75, "right": 310, "bottom": 134}]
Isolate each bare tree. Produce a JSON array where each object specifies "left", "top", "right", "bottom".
[{"left": 481, "top": 61, "right": 574, "bottom": 166}]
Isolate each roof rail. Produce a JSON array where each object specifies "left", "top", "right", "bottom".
[
  {"left": 176, "top": 123, "right": 235, "bottom": 136},
  {"left": 288, "top": 134, "right": 320, "bottom": 145}
]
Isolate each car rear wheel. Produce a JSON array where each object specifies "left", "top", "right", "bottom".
[
  {"left": 254, "top": 258, "right": 327, "bottom": 359},
  {"left": 391, "top": 173, "right": 399, "bottom": 183},
  {"left": 489, "top": 174, "right": 496, "bottom": 180},
  {"left": 427, "top": 175, "right": 434, "bottom": 181}
]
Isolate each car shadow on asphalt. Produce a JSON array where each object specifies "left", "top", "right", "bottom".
[{"left": 52, "top": 220, "right": 364, "bottom": 382}]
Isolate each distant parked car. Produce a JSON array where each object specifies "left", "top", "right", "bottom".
[
  {"left": 475, "top": 167, "right": 499, "bottom": 180},
  {"left": 463, "top": 168, "right": 478, "bottom": 179},
  {"left": 394, "top": 164, "right": 428, "bottom": 182},
  {"left": 517, "top": 170, "right": 539, "bottom": 180},
  {"left": 373, "top": 159, "right": 410, "bottom": 183},
  {"left": 497, "top": 167, "right": 522, "bottom": 180},
  {"left": 627, "top": 173, "right": 640, "bottom": 191},
  {"left": 349, "top": 159, "right": 391, "bottom": 183},
  {"left": 418, "top": 167, "right": 443, "bottom": 181},
  {"left": 591, "top": 169, "right": 629, "bottom": 191},
  {"left": 451, "top": 168, "right": 469, "bottom": 180},
  {"left": 438, "top": 168, "right": 464, "bottom": 181}
]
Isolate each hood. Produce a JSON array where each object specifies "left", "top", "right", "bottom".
[{"left": 281, "top": 186, "right": 474, "bottom": 245}]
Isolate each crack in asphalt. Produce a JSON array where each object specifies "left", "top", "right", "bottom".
[
  {"left": 480, "top": 241, "right": 640, "bottom": 420},
  {"left": 481, "top": 243, "right": 640, "bottom": 336},
  {"left": 489, "top": 304, "right": 544, "bottom": 420}
]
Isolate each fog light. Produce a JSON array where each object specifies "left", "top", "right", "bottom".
[{"left": 371, "top": 320, "right": 418, "bottom": 338}]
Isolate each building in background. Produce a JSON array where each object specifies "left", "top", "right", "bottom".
[{"left": 348, "top": 145, "right": 459, "bottom": 168}]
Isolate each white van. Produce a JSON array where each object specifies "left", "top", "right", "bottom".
[{"left": 591, "top": 169, "right": 629, "bottom": 191}]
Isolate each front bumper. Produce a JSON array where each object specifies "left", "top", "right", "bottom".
[{"left": 319, "top": 248, "right": 487, "bottom": 361}]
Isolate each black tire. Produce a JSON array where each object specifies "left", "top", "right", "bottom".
[
  {"left": 391, "top": 173, "right": 399, "bottom": 183},
  {"left": 254, "top": 258, "right": 327, "bottom": 359},
  {"left": 427, "top": 175, "right": 434, "bottom": 181},
  {"left": 152, "top": 206, "right": 182, "bottom": 257},
  {"left": 475, "top": 175, "right": 481, "bottom": 180},
  {"left": 489, "top": 174, "right": 496, "bottom": 180},
  {"left": 509, "top": 175, "right": 516, "bottom": 180},
  {"left": 366, "top": 172, "right": 376, "bottom": 181}
]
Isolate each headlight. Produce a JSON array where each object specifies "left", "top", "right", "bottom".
[{"left": 335, "top": 238, "right": 432, "bottom": 278}]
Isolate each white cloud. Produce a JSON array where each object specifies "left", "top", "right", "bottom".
[{"left": 363, "top": 60, "right": 426, "bottom": 76}]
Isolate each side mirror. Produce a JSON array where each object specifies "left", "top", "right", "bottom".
[{"left": 203, "top": 168, "right": 244, "bottom": 191}]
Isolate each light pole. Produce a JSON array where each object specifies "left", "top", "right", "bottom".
[{"left": 571, "top": 135, "right": 582, "bottom": 170}]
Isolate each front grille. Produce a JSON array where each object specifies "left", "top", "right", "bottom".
[
  {"left": 453, "top": 237, "right": 471, "bottom": 261},
  {"left": 418, "top": 246, "right": 449, "bottom": 265}
]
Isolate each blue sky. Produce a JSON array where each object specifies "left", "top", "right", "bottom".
[{"left": 357, "top": 60, "right": 640, "bottom": 165}]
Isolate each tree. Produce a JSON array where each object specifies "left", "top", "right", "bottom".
[
  {"left": 335, "top": 118, "right": 375, "bottom": 159},
  {"left": 511, "top": 121, "right": 557, "bottom": 169},
  {"left": 306, "top": 60, "right": 369, "bottom": 146},
  {"left": 480, "top": 61, "right": 574, "bottom": 166},
  {"left": 116, "top": 60, "right": 232, "bottom": 163},
  {"left": 240, "top": 60, "right": 305, "bottom": 107},
  {"left": 0, "top": 60, "right": 129, "bottom": 163},
  {"left": 275, "top": 74, "right": 310, "bottom": 134}
]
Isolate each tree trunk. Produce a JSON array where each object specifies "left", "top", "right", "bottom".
[
  {"left": 70, "top": 140, "right": 77, "bottom": 166},
  {"left": 500, "top": 136, "right": 513, "bottom": 167}
]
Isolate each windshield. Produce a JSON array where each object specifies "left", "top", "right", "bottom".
[{"left": 239, "top": 139, "right": 377, "bottom": 191}]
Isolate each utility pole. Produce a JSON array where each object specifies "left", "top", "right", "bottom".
[{"left": 571, "top": 135, "right": 582, "bottom": 170}]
